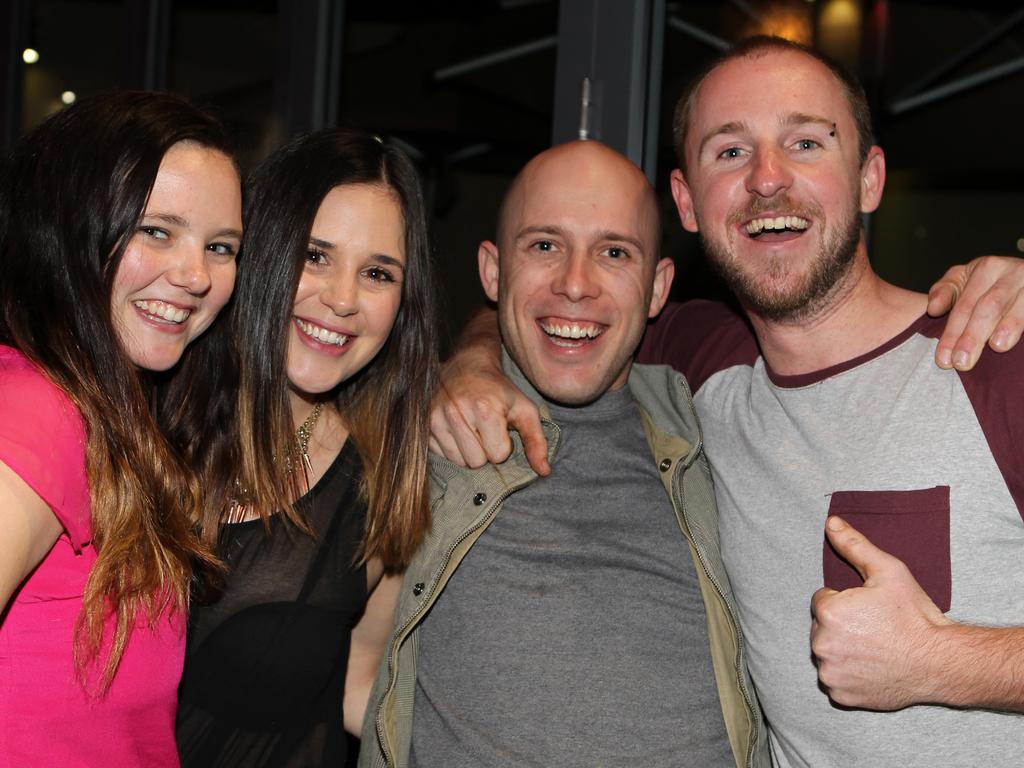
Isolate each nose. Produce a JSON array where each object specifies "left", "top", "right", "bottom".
[
  {"left": 745, "top": 146, "right": 793, "bottom": 198},
  {"left": 552, "top": 250, "right": 600, "bottom": 302},
  {"left": 320, "top": 269, "right": 358, "bottom": 316},
  {"left": 167, "top": 245, "right": 212, "bottom": 296}
]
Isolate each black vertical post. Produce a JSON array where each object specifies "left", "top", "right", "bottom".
[
  {"left": 1, "top": 0, "right": 32, "bottom": 147},
  {"left": 861, "top": 0, "right": 889, "bottom": 142},
  {"left": 551, "top": 0, "right": 663, "bottom": 181},
  {"left": 273, "top": 0, "right": 344, "bottom": 137},
  {"left": 120, "top": 0, "right": 171, "bottom": 91},
  {"left": 644, "top": 0, "right": 665, "bottom": 182},
  {"left": 859, "top": 0, "right": 890, "bottom": 251}
]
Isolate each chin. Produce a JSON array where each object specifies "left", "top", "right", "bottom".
[
  {"left": 290, "top": 376, "right": 345, "bottom": 398},
  {"left": 534, "top": 378, "right": 607, "bottom": 408},
  {"left": 128, "top": 349, "right": 185, "bottom": 372}
]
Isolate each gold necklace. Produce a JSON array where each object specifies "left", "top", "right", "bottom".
[
  {"left": 230, "top": 402, "right": 325, "bottom": 514},
  {"left": 292, "top": 401, "right": 324, "bottom": 475}
]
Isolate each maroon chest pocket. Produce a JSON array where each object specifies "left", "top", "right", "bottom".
[{"left": 822, "top": 485, "right": 951, "bottom": 612}]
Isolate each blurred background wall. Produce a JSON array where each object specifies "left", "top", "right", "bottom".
[{"left": 3, "top": 0, "right": 1022, "bottom": 350}]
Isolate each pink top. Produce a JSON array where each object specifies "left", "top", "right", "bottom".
[{"left": 0, "top": 346, "right": 184, "bottom": 767}]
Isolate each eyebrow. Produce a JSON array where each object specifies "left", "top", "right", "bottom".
[
  {"left": 145, "top": 212, "right": 188, "bottom": 227},
  {"left": 594, "top": 229, "right": 645, "bottom": 252},
  {"left": 308, "top": 237, "right": 405, "bottom": 269},
  {"left": 697, "top": 113, "right": 839, "bottom": 158},
  {"left": 697, "top": 121, "right": 749, "bottom": 159},
  {"left": 514, "top": 225, "right": 565, "bottom": 242},
  {"left": 144, "top": 212, "right": 241, "bottom": 239},
  {"left": 515, "top": 225, "right": 646, "bottom": 252},
  {"left": 783, "top": 112, "right": 837, "bottom": 136}
]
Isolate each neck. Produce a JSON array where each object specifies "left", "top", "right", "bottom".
[
  {"left": 745, "top": 253, "right": 928, "bottom": 376},
  {"left": 288, "top": 389, "right": 321, "bottom": 431},
  {"left": 286, "top": 388, "right": 348, "bottom": 489}
]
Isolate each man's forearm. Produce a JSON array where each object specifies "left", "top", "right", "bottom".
[
  {"left": 922, "top": 623, "right": 1024, "bottom": 710},
  {"left": 447, "top": 305, "right": 500, "bottom": 366}
]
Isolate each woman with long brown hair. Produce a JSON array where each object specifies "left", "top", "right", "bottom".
[
  {"left": 174, "top": 128, "right": 436, "bottom": 767},
  {"left": 0, "top": 92, "right": 242, "bottom": 766}
]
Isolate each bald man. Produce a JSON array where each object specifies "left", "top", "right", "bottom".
[{"left": 359, "top": 141, "right": 769, "bottom": 768}]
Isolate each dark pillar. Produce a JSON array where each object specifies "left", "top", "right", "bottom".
[
  {"left": 120, "top": 0, "right": 171, "bottom": 91},
  {"left": 551, "top": 0, "right": 664, "bottom": 181},
  {"left": 272, "top": 0, "right": 344, "bottom": 137},
  {"left": 1, "top": 0, "right": 32, "bottom": 147}
]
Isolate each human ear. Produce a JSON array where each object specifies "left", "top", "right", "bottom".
[
  {"left": 670, "top": 169, "right": 699, "bottom": 233},
  {"left": 478, "top": 240, "right": 500, "bottom": 302},
  {"left": 859, "top": 146, "right": 886, "bottom": 214},
  {"left": 648, "top": 257, "right": 676, "bottom": 318}
]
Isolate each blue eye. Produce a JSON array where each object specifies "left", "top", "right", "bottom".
[
  {"left": 794, "top": 139, "right": 821, "bottom": 151},
  {"left": 718, "top": 147, "right": 744, "bottom": 159}
]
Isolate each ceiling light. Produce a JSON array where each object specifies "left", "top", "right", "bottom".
[{"left": 22, "top": 48, "right": 39, "bottom": 64}]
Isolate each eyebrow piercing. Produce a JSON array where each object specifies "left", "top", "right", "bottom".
[{"left": 829, "top": 123, "right": 836, "bottom": 137}]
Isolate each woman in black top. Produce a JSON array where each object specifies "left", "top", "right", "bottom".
[{"left": 173, "top": 129, "right": 437, "bottom": 767}]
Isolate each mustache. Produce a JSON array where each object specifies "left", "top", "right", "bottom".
[{"left": 725, "top": 193, "right": 823, "bottom": 228}]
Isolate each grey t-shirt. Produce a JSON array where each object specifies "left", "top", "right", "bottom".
[
  {"left": 410, "top": 384, "right": 732, "bottom": 767},
  {"left": 641, "top": 304, "right": 1024, "bottom": 767}
]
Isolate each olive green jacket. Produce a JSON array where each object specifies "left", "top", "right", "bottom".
[{"left": 359, "top": 362, "right": 769, "bottom": 768}]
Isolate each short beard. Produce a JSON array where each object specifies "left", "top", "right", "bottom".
[{"left": 701, "top": 199, "right": 862, "bottom": 323}]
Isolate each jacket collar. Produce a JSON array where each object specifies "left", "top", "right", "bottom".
[{"left": 501, "top": 346, "right": 702, "bottom": 468}]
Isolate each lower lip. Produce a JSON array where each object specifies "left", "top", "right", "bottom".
[
  {"left": 750, "top": 231, "right": 805, "bottom": 243},
  {"left": 293, "top": 318, "right": 352, "bottom": 357},
  {"left": 133, "top": 305, "right": 190, "bottom": 334},
  {"left": 742, "top": 225, "right": 812, "bottom": 245}
]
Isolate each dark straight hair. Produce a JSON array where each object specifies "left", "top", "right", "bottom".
[
  {"left": 0, "top": 90, "right": 234, "bottom": 688},
  {"left": 189, "top": 128, "right": 437, "bottom": 570}
]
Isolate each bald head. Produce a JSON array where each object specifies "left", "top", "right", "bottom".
[
  {"left": 497, "top": 140, "right": 661, "bottom": 254},
  {"left": 478, "top": 140, "right": 674, "bottom": 406}
]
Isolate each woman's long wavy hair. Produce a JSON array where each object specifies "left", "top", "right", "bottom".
[
  {"left": 188, "top": 128, "right": 437, "bottom": 571},
  {"left": 0, "top": 91, "right": 232, "bottom": 688}
]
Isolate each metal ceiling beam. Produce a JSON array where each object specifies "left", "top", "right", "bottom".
[
  {"left": 433, "top": 36, "right": 556, "bottom": 81},
  {"left": 728, "top": 0, "right": 764, "bottom": 25},
  {"left": 895, "top": 6, "right": 1024, "bottom": 101},
  {"left": 666, "top": 14, "right": 729, "bottom": 52},
  {"left": 889, "top": 55, "right": 1024, "bottom": 115}
]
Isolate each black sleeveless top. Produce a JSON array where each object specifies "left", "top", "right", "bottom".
[{"left": 176, "top": 440, "right": 368, "bottom": 768}]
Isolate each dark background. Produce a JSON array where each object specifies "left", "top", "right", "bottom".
[{"left": 4, "top": 0, "right": 1022, "bottom": 351}]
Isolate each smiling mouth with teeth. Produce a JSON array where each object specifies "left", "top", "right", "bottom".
[
  {"left": 133, "top": 299, "right": 190, "bottom": 324},
  {"left": 744, "top": 215, "right": 811, "bottom": 238},
  {"left": 296, "top": 318, "right": 350, "bottom": 347},
  {"left": 539, "top": 320, "right": 604, "bottom": 347}
]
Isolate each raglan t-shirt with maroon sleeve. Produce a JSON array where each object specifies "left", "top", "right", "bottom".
[
  {"left": 638, "top": 300, "right": 1024, "bottom": 767},
  {"left": 0, "top": 345, "right": 185, "bottom": 768}
]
